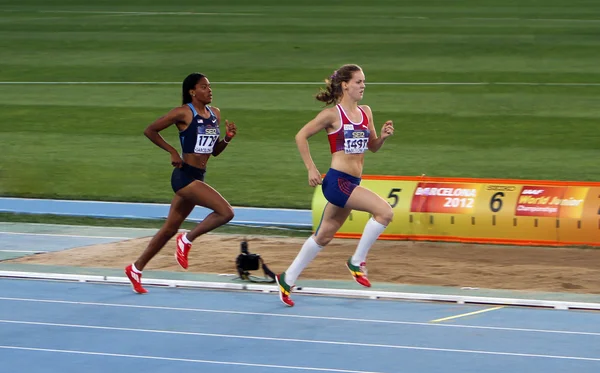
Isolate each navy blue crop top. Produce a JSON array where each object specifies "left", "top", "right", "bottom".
[{"left": 179, "top": 103, "right": 220, "bottom": 154}]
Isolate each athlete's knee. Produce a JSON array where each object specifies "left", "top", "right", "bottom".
[
  {"left": 316, "top": 236, "right": 333, "bottom": 246},
  {"left": 314, "top": 231, "right": 334, "bottom": 246},
  {"left": 161, "top": 225, "right": 179, "bottom": 238},
  {"left": 374, "top": 207, "right": 394, "bottom": 226},
  {"left": 219, "top": 206, "right": 235, "bottom": 223}
]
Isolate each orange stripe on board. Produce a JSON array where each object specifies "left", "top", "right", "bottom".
[
  {"left": 357, "top": 175, "right": 600, "bottom": 186},
  {"left": 332, "top": 233, "right": 600, "bottom": 247}
]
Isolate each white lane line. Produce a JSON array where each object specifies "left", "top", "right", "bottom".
[
  {"left": 0, "top": 232, "right": 131, "bottom": 240},
  {"left": 0, "top": 296, "right": 599, "bottom": 337},
  {"left": 1, "top": 320, "right": 599, "bottom": 362},
  {"left": 38, "top": 10, "right": 264, "bottom": 16},
  {"left": 0, "top": 250, "right": 48, "bottom": 253},
  {"left": 457, "top": 17, "right": 600, "bottom": 23},
  {"left": 0, "top": 197, "right": 308, "bottom": 212},
  {"left": 1, "top": 81, "right": 600, "bottom": 86},
  {"left": 0, "top": 222, "right": 159, "bottom": 231},
  {"left": 0, "top": 345, "right": 376, "bottom": 373},
  {"left": 2, "top": 10, "right": 598, "bottom": 23}
]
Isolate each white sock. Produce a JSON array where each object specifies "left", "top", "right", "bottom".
[
  {"left": 285, "top": 236, "right": 323, "bottom": 285},
  {"left": 351, "top": 217, "right": 387, "bottom": 266},
  {"left": 131, "top": 263, "right": 142, "bottom": 273},
  {"left": 182, "top": 233, "right": 192, "bottom": 244}
]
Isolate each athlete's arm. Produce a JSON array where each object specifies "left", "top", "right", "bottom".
[
  {"left": 144, "top": 106, "right": 189, "bottom": 167},
  {"left": 362, "top": 105, "right": 393, "bottom": 153},
  {"left": 210, "top": 107, "right": 236, "bottom": 156},
  {"left": 295, "top": 108, "right": 335, "bottom": 187}
]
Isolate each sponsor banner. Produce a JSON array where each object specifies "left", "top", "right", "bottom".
[
  {"left": 514, "top": 186, "right": 589, "bottom": 218},
  {"left": 311, "top": 175, "right": 600, "bottom": 246},
  {"left": 515, "top": 186, "right": 562, "bottom": 217},
  {"left": 312, "top": 179, "right": 416, "bottom": 236},
  {"left": 560, "top": 187, "right": 589, "bottom": 219},
  {"left": 411, "top": 183, "right": 481, "bottom": 214}
]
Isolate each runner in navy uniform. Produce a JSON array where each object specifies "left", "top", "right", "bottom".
[
  {"left": 125, "top": 73, "right": 237, "bottom": 294},
  {"left": 276, "top": 64, "right": 395, "bottom": 306}
]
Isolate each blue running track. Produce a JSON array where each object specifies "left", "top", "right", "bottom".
[
  {"left": 1, "top": 279, "right": 600, "bottom": 373},
  {"left": 0, "top": 197, "right": 312, "bottom": 228}
]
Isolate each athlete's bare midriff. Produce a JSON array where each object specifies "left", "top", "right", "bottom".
[
  {"left": 183, "top": 153, "right": 211, "bottom": 169},
  {"left": 330, "top": 151, "right": 365, "bottom": 178}
]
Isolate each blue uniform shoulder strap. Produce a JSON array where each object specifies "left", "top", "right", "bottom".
[
  {"left": 186, "top": 103, "right": 198, "bottom": 117},
  {"left": 206, "top": 106, "right": 216, "bottom": 118}
]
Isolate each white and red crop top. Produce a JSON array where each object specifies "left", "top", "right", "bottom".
[{"left": 327, "top": 104, "right": 371, "bottom": 154}]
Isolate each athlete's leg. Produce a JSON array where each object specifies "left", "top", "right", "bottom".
[
  {"left": 284, "top": 203, "right": 352, "bottom": 285},
  {"left": 176, "top": 180, "right": 234, "bottom": 241},
  {"left": 133, "top": 194, "right": 195, "bottom": 271},
  {"left": 344, "top": 186, "right": 393, "bottom": 266},
  {"left": 276, "top": 198, "right": 354, "bottom": 306},
  {"left": 277, "top": 202, "right": 352, "bottom": 305}
]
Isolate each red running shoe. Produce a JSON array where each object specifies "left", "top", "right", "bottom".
[
  {"left": 346, "top": 258, "right": 371, "bottom": 288},
  {"left": 176, "top": 232, "right": 192, "bottom": 269},
  {"left": 125, "top": 264, "right": 147, "bottom": 294},
  {"left": 275, "top": 273, "right": 295, "bottom": 307}
]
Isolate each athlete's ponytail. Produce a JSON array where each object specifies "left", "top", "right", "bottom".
[{"left": 315, "top": 64, "right": 362, "bottom": 105}]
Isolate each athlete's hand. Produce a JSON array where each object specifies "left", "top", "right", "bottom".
[
  {"left": 170, "top": 152, "right": 183, "bottom": 168},
  {"left": 381, "top": 120, "right": 394, "bottom": 139},
  {"left": 308, "top": 167, "right": 322, "bottom": 187},
  {"left": 225, "top": 120, "right": 237, "bottom": 140}
]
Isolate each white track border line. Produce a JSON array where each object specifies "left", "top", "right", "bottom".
[
  {"left": 0, "top": 231, "right": 133, "bottom": 240},
  {"left": 0, "top": 250, "right": 48, "bottom": 253},
  {"left": 2, "top": 321, "right": 600, "bottom": 362},
  {"left": 0, "top": 221, "right": 160, "bottom": 231},
  {"left": 0, "top": 346, "right": 373, "bottom": 373},
  {"left": 37, "top": 10, "right": 264, "bottom": 17},
  {"left": 0, "top": 271, "right": 598, "bottom": 311},
  {"left": 4, "top": 10, "right": 600, "bottom": 23},
  {"left": 1, "top": 81, "right": 600, "bottom": 86},
  {"left": 0, "top": 197, "right": 308, "bottom": 212}
]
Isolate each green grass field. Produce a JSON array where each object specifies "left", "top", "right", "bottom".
[{"left": 1, "top": 0, "right": 599, "bottom": 209}]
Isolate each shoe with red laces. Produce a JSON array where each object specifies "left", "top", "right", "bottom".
[
  {"left": 176, "top": 232, "right": 192, "bottom": 269},
  {"left": 125, "top": 264, "right": 147, "bottom": 294},
  {"left": 275, "top": 273, "right": 295, "bottom": 307},
  {"left": 346, "top": 258, "right": 371, "bottom": 288}
]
